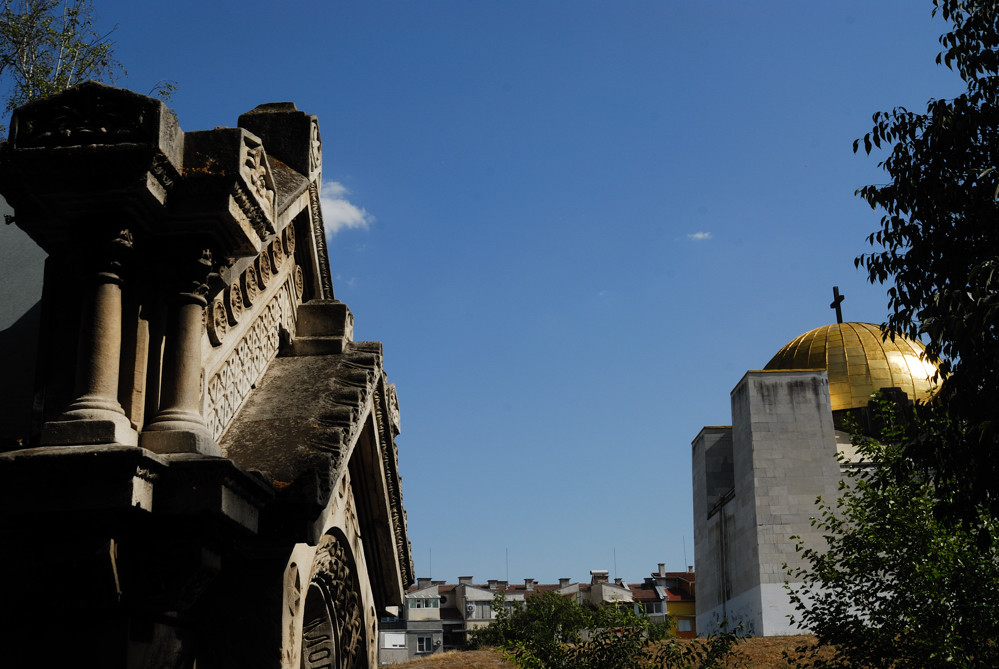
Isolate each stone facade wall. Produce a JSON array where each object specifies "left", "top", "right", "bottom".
[{"left": 694, "top": 370, "right": 841, "bottom": 636}]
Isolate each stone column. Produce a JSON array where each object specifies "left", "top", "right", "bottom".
[
  {"left": 42, "top": 229, "right": 138, "bottom": 447},
  {"left": 142, "top": 249, "right": 220, "bottom": 456}
]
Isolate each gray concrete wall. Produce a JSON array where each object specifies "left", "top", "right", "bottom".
[
  {"left": 730, "top": 370, "right": 841, "bottom": 635},
  {"left": 0, "top": 196, "right": 46, "bottom": 446},
  {"left": 695, "top": 370, "right": 843, "bottom": 636},
  {"left": 693, "top": 496, "right": 738, "bottom": 635},
  {"left": 377, "top": 624, "right": 443, "bottom": 664},
  {"left": 692, "top": 426, "right": 734, "bottom": 627}
]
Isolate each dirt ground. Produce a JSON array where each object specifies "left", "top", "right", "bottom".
[
  {"left": 389, "top": 635, "right": 818, "bottom": 668},
  {"left": 389, "top": 649, "right": 514, "bottom": 668}
]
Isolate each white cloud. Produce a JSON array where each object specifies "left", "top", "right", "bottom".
[
  {"left": 687, "top": 231, "right": 712, "bottom": 241},
  {"left": 320, "top": 181, "right": 373, "bottom": 238}
]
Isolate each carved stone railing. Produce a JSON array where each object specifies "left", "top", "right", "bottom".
[{"left": 203, "top": 230, "right": 305, "bottom": 440}]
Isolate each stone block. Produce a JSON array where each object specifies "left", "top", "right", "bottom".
[
  {"left": 288, "top": 300, "right": 354, "bottom": 356},
  {"left": 141, "top": 429, "right": 221, "bottom": 457},
  {"left": 42, "top": 414, "right": 138, "bottom": 447}
]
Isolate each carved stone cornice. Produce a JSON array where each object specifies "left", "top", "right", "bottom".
[
  {"left": 372, "top": 379, "right": 413, "bottom": 588},
  {"left": 0, "top": 82, "right": 184, "bottom": 252},
  {"left": 6, "top": 82, "right": 177, "bottom": 150},
  {"left": 173, "top": 128, "right": 276, "bottom": 258},
  {"left": 308, "top": 181, "right": 334, "bottom": 299},
  {"left": 237, "top": 103, "right": 322, "bottom": 182}
]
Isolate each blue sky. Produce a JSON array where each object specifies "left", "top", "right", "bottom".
[{"left": 71, "top": 1, "right": 963, "bottom": 584}]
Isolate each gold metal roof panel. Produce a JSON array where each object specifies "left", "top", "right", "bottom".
[{"left": 764, "top": 322, "right": 939, "bottom": 412}]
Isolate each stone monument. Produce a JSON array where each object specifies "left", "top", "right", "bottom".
[{"left": 0, "top": 82, "right": 413, "bottom": 668}]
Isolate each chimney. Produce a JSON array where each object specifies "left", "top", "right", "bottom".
[
  {"left": 590, "top": 569, "right": 609, "bottom": 584},
  {"left": 487, "top": 579, "right": 498, "bottom": 590},
  {"left": 688, "top": 565, "right": 694, "bottom": 573},
  {"left": 458, "top": 576, "right": 474, "bottom": 585},
  {"left": 658, "top": 563, "right": 666, "bottom": 576},
  {"left": 417, "top": 577, "right": 432, "bottom": 589},
  {"left": 559, "top": 577, "right": 571, "bottom": 589},
  {"left": 524, "top": 578, "right": 535, "bottom": 591},
  {"left": 614, "top": 577, "right": 624, "bottom": 587}
]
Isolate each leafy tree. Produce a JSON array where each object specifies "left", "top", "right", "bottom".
[
  {"left": 853, "top": 0, "right": 999, "bottom": 519},
  {"left": 0, "top": 0, "right": 173, "bottom": 131},
  {"left": 786, "top": 397, "right": 999, "bottom": 669},
  {"left": 468, "top": 589, "right": 745, "bottom": 669},
  {"left": 0, "top": 0, "right": 122, "bottom": 111}
]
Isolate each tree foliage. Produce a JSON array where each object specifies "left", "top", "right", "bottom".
[
  {"left": 0, "top": 0, "right": 122, "bottom": 111},
  {"left": 786, "top": 397, "right": 999, "bottom": 668},
  {"left": 854, "top": 0, "right": 999, "bottom": 519},
  {"left": 0, "top": 0, "right": 173, "bottom": 131},
  {"left": 468, "top": 590, "right": 745, "bottom": 669}
]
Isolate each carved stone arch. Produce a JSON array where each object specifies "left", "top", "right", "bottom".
[{"left": 300, "top": 529, "right": 369, "bottom": 669}]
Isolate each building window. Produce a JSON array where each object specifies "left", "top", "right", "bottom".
[
  {"left": 468, "top": 601, "right": 493, "bottom": 619},
  {"left": 643, "top": 602, "right": 663, "bottom": 615},
  {"left": 383, "top": 632, "right": 406, "bottom": 649},
  {"left": 678, "top": 619, "right": 692, "bottom": 632},
  {"left": 417, "top": 636, "right": 433, "bottom": 653},
  {"left": 407, "top": 598, "right": 440, "bottom": 609}
]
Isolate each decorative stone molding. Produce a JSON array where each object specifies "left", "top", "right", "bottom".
[
  {"left": 205, "top": 274, "right": 298, "bottom": 440},
  {"left": 308, "top": 181, "right": 334, "bottom": 300},
  {"left": 283, "top": 218, "right": 297, "bottom": 255},
  {"left": 207, "top": 296, "right": 227, "bottom": 346},
  {"left": 301, "top": 532, "right": 366, "bottom": 669},
  {"left": 387, "top": 383, "right": 401, "bottom": 435},
  {"left": 270, "top": 233, "right": 285, "bottom": 271},
  {"left": 8, "top": 82, "right": 182, "bottom": 159},
  {"left": 178, "top": 127, "right": 278, "bottom": 257},
  {"left": 257, "top": 248, "right": 273, "bottom": 286},
  {"left": 241, "top": 264, "right": 259, "bottom": 307},
  {"left": 224, "top": 281, "right": 243, "bottom": 326},
  {"left": 373, "top": 381, "right": 413, "bottom": 587},
  {"left": 309, "top": 120, "right": 322, "bottom": 176},
  {"left": 241, "top": 134, "right": 276, "bottom": 219},
  {"left": 294, "top": 265, "right": 305, "bottom": 300}
]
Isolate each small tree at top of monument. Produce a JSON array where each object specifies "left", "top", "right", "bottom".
[
  {"left": 0, "top": 0, "right": 122, "bottom": 110},
  {"left": 854, "top": 0, "right": 999, "bottom": 521},
  {"left": 0, "top": 0, "right": 173, "bottom": 134}
]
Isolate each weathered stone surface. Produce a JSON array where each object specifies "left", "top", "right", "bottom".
[
  {"left": 289, "top": 299, "right": 354, "bottom": 355},
  {"left": 237, "top": 102, "right": 321, "bottom": 180},
  {"left": 221, "top": 343, "right": 378, "bottom": 486}
]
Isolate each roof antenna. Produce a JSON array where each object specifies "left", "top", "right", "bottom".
[{"left": 830, "top": 286, "right": 845, "bottom": 324}]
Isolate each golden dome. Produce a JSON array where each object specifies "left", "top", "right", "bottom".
[{"left": 764, "top": 322, "right": 938, "bottom": 412}]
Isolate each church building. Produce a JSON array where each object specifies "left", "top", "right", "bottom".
[{"left": 691, "top": 319, "right": 937, "bottom": 636}]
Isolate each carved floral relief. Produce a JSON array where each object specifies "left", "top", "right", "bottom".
[{"left": 241, "top": 135, "right": 275, "bottom": 216}]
